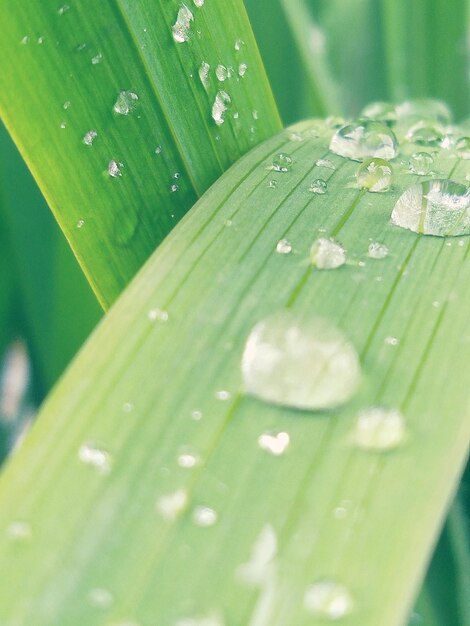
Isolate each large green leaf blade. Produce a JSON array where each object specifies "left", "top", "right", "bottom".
[
  {"left": 0, "top": 122, "right": 468, "bottom": 625},
  {"left": 0, "top": 0, "right": 280, "bottom": 307}
]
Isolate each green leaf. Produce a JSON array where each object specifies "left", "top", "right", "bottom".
[
  {"left": 0, "top": 0, "right": 280, "bottom": 308},
  {"left": 0, "top": 121, "right": 468, "bottom": 625}
]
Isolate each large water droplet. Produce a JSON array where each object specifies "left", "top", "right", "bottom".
[
  {"left": 356, "top": 158, "right": 392, "bottom": 192},
  {"left": 212, "top": 91, "right": 231, "bottom": 126},
  {"left": 391, "top": 179, "right": 470, "bottom": 236},
  {"left": 304, "top": 580, "right": 354, "bottom": 619},
  {"left": 310, "top": 238, "right": 346, "bottom": 269},
  {"left": 258, "top": 431, "right": 290, "bottom": 455},
  {"left": 172, "top": 5, "right": 194, "bottom": 43},
  {"left": 108, "top": 160, "right": 123, "bottom": 177},
  {"left": 330, "top": 120, "right": 398, "bottom": 161},
  {"left": 113, "top": 90, "right": 139, "bottom": 115},
  {"left": 354, "top": 407, "right": 406, "bottom": 451},
  {"left": 309, "top": 178, "right": 328, "bottom": 194},
  {"left": 241, "top": 311, "right": 361, "bottom": 410},
  {"left": 271, "top": 153, "right": 293, "bottom": 172},
  {"left": 408, "top": 152, "right": 434, "bottom": 175}
]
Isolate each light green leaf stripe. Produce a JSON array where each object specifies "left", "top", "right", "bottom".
[
  {"left": 0, "top": 0, "right": 280, "bottom": 308},
  {"left": 0, "top": 123, "right": 468, "bottom": 626}
]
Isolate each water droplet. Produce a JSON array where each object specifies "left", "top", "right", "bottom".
[
  {"left": 368, "top": 242, "right": 389, "bottom": 259},
  {"left": 356, "top": 158, "right": 392, "bottom": 192},
  {"left": 37, "top": 36, "right": 45, "bottom": 44},
  {"left": 192, "top": 505, "right": 218, "bottom": 527},
  {"left": 456, "top": 137, "right": 470, "bottom": 159},
  {"left": 60, "top": 122, "right": 67, "bottom": 129},
  {"left": 108, "top": 160, "right": 123, "bottom": 177},
  {"left": 156, "top": 489, "right": 188, "bottom": 521},
  {"left": 271, "top": 153, "right": 293, "bottom": 172},
  {"left": 113, "top": 90, "right": 139, "bottom": 115},
  {"left": 384, "top": 336, "right": 399, "bottom": 346},
  {"left": 191, "top": 409, "right": 202, "bottom": 420},
  {"left": 91, "top": 52, "right": 103, "bottom": 65},
  {"left": 276, "top": 239, "right": 292, "bottom": 254},
  {"left": 212, "top": 90, "right": 231, "bottom": 126},
  {"left": 310, "top": 238, "right": 346, "bottom": 269},
  {"left": 406, "top": 121, "right": 445, "bottom": 147},
  {"left": 308, "top": 178, "right": 328, "bottom": 194},
  {"left": 396, "top": 99, "right": 452, "bottom": 126},
  {"left": 241, "top": 311, "right": 361, "bottom": 410},
  {"left": 78, "top": 442, "right": 111, "bottom": 474},
  {"left": 63, "top": 100, "right": 71, "bottom": 110},
  {"left": 391, "top": 179, "right": 470, "bottom": 236},
  {"left": 193, "top": 0, "right": 204, "bottom": 7},
  {"left": 215, "top": 389, "right": 231, "bottom": 401},
  {"left": 234, "top": 38, "right": 244, "bottom": 51},
  {"left": 215, "top": 64, "right": 228, "bottom": 81},
  {"left": 360, "top": 101, "right": 396, "bottom": 124},
  {"left": 408, "top": 152, "right": 434, "bottom": 175},
  {"left": 198, "top": 61, "right": 210, "bottom": 89},
  {"left": 58, "top": 4, "right": 70, "bottom": 14},
  {"left": 171, "top": 183, "right": 179, "bottom": 193},
  {"left": 258, "top": 431, "right": 290, "bottom": 456},
  {"left": 354, "top": 407, "right": 406, "bottom": 451},
  {"left": 6, "top": 521, "right": 32, "bottom": 541},
  {"left": 88, "top": 588, "right": 114, "bottom": 608},
  {"left": 83, "top": 129, "right": 97, "bottom": 146},
  {"left": 315, "top": 158, "right": 336, "bottom": 170},
  {"left": 238, "top": 63, "right": 247, "bottom": 77},
  {"left": 177, "top": 448, "right": 200, "bottom": 468},
  {"left": 237, "top": 525, "right": 277, "bottom": 585},
  {"left": 76, "top": 219, "right": 85, "bottom": 229},
  {"left": 172, "top": 5, "right": 194, "bottom": 43},
  {"left": 267, "top": 180, "right": 278, "bottom": 189},
  {"left": 304, "top": 580, "right": 354, "bottom": 619},
  {"left": 20, "top": 36, "right": 29, "bottom": 44},
  {"left": 148, "top": 308, "right": 169, "bottom": 322},
  {"left": 330, "top": 120, "right": 398, "bottom": 161},
  {"left": 154, "top": 145, "right": 162, "bottom": 154}
]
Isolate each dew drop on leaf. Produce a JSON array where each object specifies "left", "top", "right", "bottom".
[
  {"left": 368, "top": 242, "right": 389, "bottom": 259},
  {"left": 396, "top": 98, "right": 452, "bottom": 126},
  {"left": 6, "top": 521, "right": 32, "bottom": 541},
  {"left": 329, "top": 120, "right": 398, "bottom": 161},
  {"left": 215, "top": 64, "right": 228, "bottom": 81},
  {"left": 241, "top": 311, "right": 361, "bottom": 410},
  {"left": 406, "top": 121, "right": 445, "bottom": 147},
  {"left": 356, "top": 158, "right": 392, "bottom": 192},
  {"left": 276, "top": 238, "right": 292, "bottom": 254},
  {"left": 391, "top": 179, "right": 470, "bottom": 236},
  {"left": 108, "top": 160, "right": 123, "bottom": 177},
  {"left": 172, "top": 5, "right": 194, "bottom": 43},
  {"left": 304, "top": 580, "right": 354, "bottom": 619},
  {"left": 83, "top": 129, "right": 97, "bottom": 146},
  {"left": 258, "top": 431, "right": 290, "bottom": 456},
  {"left": 456, "top": 137, "right": 470, "bottom": 159},
  {"left": 78, "top": 442, "right": 112, "bottom": 474},
  {"left": 315, "top": 158, "right": 336, "bottom": 170},
  {"left": 308, "top": 178, "right": 328, "bottom": 194},
  {"left": 238, "top": 63, "right": 247, "bottom": 77},
  {"left": 271, "top": 153, "right": 293, "bottom": 172},
  {"left": 212, "top": 91, "right": 231, "bottom": 126},
  {"left": 408, "top": 152, "right": 434, "bottom": 175},
  {"left": 310, "top": 238, "right": 346, "bottom": 269},
  {"left": 192, "top": 505, "right": 218, "bottom": 527},
  {"left": 354, "top": 407, "right": 406, "bottom": 451},
  {"left": 198, "top": 61, "right": 210, "bottom": 89},
  {"left": 113, "top": 90, "right": 139, "bottom": 115},
  {"left": 156, "top": 489, "right": 188, "bottom": 521}
]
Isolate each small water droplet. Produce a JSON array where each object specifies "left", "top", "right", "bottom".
[
  {"left": 308, "top": 178, "right": 328, "bottom": 194},
  {"left": 360, "top": 101, "right": 396, "bottom": 124},
  {"left": 122, "top": 402, "right": 134, "bottom": 413},
  {"left": 456, "top": 137, "right": 470, "bottom": 159},
  {"left": 58, "top": 4, "right": 70, "bottom": 14},
  {"left": 356, "top": 158, "right": 392, "bottom": 192},
  {"left": 391, "top": 179, "right": 470, "bottom": 236},
  {"left": 78, "top": 442, "right": 111, "bottom": 473},
  {"left": 215, "top": 390, "right": 231, "bottom": 401},
  {"left": 315, "top": 158, "right": 336, "bottom": 170},
  {"left": 289, "top": 131, "right": 303, "bottom": 142},
  {"left": 406, "top": 121, "right": 445, "bottom": 147},
  {"left": 198, "top": 61, "right": 210, "bottom": 89},
  {"left": 276, "top": 239, "right": 292, "bottom": 254},
  {"left": 171, "top": 183, "right": 179, "bottom": 193},
  {"left": 310, "top": 238, "right": 346, "bottom": 269},
  {"left": 408, "top": 152, "right": 434, "bottom": 175},
  {"left": 234, "top": 38, "right": 244, "bottom": 51},
  {"left": 108, "top": 160, "right": 123, "bottom": 177},
  {"left": 330, "top": 120, "right": 398, "bottom": 161},
  {"left": 396, "top": 98, "right": 452, "bottom": 126},
  {"left": 63, "top": 100, "right": 71, "bottom": 110},
  {"left": 368, "top": 242, "right": 389, "bottom": 259},
  {"left": 113, "top": 90, "right": 139, "bottom": 115},
  {"left": 37, "top": 36, "right": 45, "bottom": 44},
  {"left": 148, "top": 308, "right": 169, "bottom": 322},
  {"left": 267, "top": 180, "right": 278, "bottom": 189},
  {"left": 20, "top": 36, "right": 29, "bottom": 44},
  {"left": 6, "top": 521, "right": 32, "bottom": 541},
  {"left": 258, "top": 431, "right": 290, "bottom": 456},
  {"left": 215, "top": 64, "right": 228, "bottom": 81},
  {"left": 154, "top": 145, "right": 162, "bottom": 154},
  {"left": 91, "top": 52, "right": 103, "bottom": 65},
  {"left": 238, "top": 63, "right": 248, "bottom": 77},
  {"left": 60, "top": 121, "right": 67, "bottom": 129},
  {"left": 212, "top": 90, "right": 231, "bottom": 126},
  {"left": 156, "top": 489, "right": 188, "bottom": 521},
  {"left": 177, "top": 448, "right": 200, "bottom": 468},
  {"left": 172, "top": 5, "right": 194, "bottom": 43},
  {"left": 83, "top": 129, "right": 98, "bottom": 146},
  {"left": 191, "top": 409, "right": 202, "bottom": 420},
  {"left": 304, "top": 580, "right": 354, "bottom": 619},
  {"left": 237, "top": 525, "right": 277, "bottom": 585},
  {"left": 193, "top": 0, "right": 204, "bottom": 7},
  {"left": 76, "top": 219, "right": 85, "bottom": 229},
  {"left": 271, "top": 153, "right": 293, "bottom": 172},
  {"left": 88, "top": 588, "right": 114, "bottom": 608},
  {"left": 241, "top": 311, "right": 361, "bottom": 410},
  {"left": 354, "top": 407, "right": 406, "bottom": 451},
  {"left": 192, "top": 505, "right": 218, "bottom": 527},
  {"left": 384, "top": 336, "right": 399, "bottom": 346}
]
